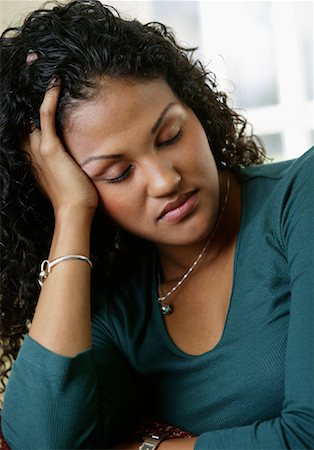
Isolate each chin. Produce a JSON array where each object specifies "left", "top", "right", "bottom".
[{"left": 155, "top": 224, "right": 212, "bottom": 247}]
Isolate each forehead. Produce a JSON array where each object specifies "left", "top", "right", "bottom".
[
  {"left": 64, "top": 77, "right": 178, "bottom": 133},
  {"left": 62, "top": 77, "right": 183, "bottom": 165}
]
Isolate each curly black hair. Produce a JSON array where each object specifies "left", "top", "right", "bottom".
[{"left": 0, "top": 0, "right": 265, "bottom": 395}]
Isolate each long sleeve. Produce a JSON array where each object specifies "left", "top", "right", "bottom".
[
  {"left": 2, "top": 151, "right": 313, "bottom": 450},
  {"left": 2, "top": 335, "right": 97, "bottom": 449},
  {"left": 2, "top": 311, "right": 139, "bottom": 449},
  {"left": 195, "top": 150, "right": 314, "bottom": 449}
]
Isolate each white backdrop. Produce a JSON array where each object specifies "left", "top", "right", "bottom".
[{"left": 1, "top": 0, "right": 313, "bottom": 161}]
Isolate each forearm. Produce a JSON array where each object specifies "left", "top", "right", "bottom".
[
  {"left": 159, "top": 438, "right": 197, "bottom": 449},
  {"left": 29, "top": 207, "right": 94, "bottom": 356}
]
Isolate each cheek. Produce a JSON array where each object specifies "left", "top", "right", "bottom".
[
  {"left": 96, "top": 185, "right": 141, "bottom": 225},
  {"left": 184, "top": 130, "right": 216, "bottom": 177},
  {"left": 98, "top": 191, "right": 125, "bottom": 216}
]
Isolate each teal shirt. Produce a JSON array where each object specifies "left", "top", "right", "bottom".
[{"left": 2, "top": 148, "right": 314, "bottom": 449}]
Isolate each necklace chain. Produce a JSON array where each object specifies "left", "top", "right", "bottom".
[{"left": 157, "top": 173, "right": 230, "bottom": 314}]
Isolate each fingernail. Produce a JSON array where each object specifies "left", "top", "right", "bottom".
[{"left": 47, "top": 76, "right": 61, "bottom": 89}]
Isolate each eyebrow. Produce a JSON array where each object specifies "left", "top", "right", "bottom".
[
  {"left": 80, "top": 101, "right": 179, "bottom": 168},
  {"left": 150, "top": 101, "right": 178, "bottom": 134},
  {"left": 81, "top": 153, "right": 123, "bottom": 167}
]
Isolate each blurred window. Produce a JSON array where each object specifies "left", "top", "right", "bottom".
[
  {"left": 260, "top": 134, "right": 283, "bottom": 162},
  {"left": 295, "top": 1, "right": 313, "bottom": 101},
  {"left": 1, "top": 0, "right": 313, "bottom": 161}
]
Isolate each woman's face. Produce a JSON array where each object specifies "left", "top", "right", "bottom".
[{"left": 63, "top": 78, "right": 220, "bottom": 247}]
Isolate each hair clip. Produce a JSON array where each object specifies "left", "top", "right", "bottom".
[{"left": 26, "top": 49, "right": 39, "bottom": 66}]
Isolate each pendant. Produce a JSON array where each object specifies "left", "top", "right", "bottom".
[{"left": 160, "top": 303, "right": 173, "bottom": 315}]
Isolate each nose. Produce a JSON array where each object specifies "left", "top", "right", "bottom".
[{"left": 144, "top": 155, "right": 181, "bottom": 198}]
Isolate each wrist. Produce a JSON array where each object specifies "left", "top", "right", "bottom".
[
  {"left": 50, "top": 208, "right": 93, "bottom": 260},
  {"left": 55, "top": 204, "right": 96, "bottom": 225}
]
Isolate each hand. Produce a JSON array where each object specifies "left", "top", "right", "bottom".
[{"left": 22, "top": 80, "right": 99, "bottom": 219}]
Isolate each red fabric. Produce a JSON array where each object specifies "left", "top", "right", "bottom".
[
  {"left": 0, "top": 417, "right": 10, "bottom": 450},
  {"left": 132, "top": 417, "right": 195, "bottom": 441},
  {"left": 0, "top": 415, "right": 193, "bottom": 449}
]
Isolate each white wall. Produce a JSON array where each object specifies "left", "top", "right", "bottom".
[{"left": 1, "top": 0, "right": 313, "bottom": 161}]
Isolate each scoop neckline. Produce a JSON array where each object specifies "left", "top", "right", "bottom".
[{"left": 152, "top": 181, "right": 247, "bottom": 360}]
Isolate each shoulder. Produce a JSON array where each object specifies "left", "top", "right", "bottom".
[
  {"left": 239, "top": 147, "right": 314, "bottom": 184},
  {"left": 236, "top": 147, "right": 313, "bottom": 238},
  {"left": 238, "top": 147, "right": 314, "bottom": 205}
]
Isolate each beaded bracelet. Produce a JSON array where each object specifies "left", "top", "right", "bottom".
[{"left": 38, "top": 255, "right": 93, "bottom": 287}]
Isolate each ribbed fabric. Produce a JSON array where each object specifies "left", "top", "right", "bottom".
[{"left": 2, "top": 148, "right": 314, "bottom": 449}]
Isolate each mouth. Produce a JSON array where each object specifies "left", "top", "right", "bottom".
[{"left": 157, "top": 190, "right": 199, "bottom": 223}]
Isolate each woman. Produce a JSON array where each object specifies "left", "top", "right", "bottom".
[{"left": 0, "top": 1, "right": 313, "bottom": 449}]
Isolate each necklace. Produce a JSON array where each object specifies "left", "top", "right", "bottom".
[{"left": 157, "top": 172, "right": 230, "bottom": 315}]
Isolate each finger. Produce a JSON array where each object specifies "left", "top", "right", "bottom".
[
  {"left": 21, "top": 128, "right": 41, "bottom": 155},
  {"left": 28, "top": 129, "right": 42, "bottom": 156},
  {"left": 21, "top": 131, "right": 43, "bottom": 183},
  {"left": 39, "top": 80, "right": 62, "bottom": 144}
]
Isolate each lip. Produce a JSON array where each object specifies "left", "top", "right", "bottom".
[{"left": 158, "top": 190, "right": 198, "bottom": 223}]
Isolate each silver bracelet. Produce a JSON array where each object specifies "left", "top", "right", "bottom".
[{"left": 38, "top": 255, "right": 93, "bottom": 287}]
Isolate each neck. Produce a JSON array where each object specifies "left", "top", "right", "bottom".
[{"left": 157, "top": 237, "right": 210, "bottom": 283}]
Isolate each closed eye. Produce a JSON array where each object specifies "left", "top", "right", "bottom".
[
  {"left": 158, "top": 129, "right": 183, "bottom": 147},
  {"left": 103, "top": 165, "right": 134, "bottom": 184}
]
